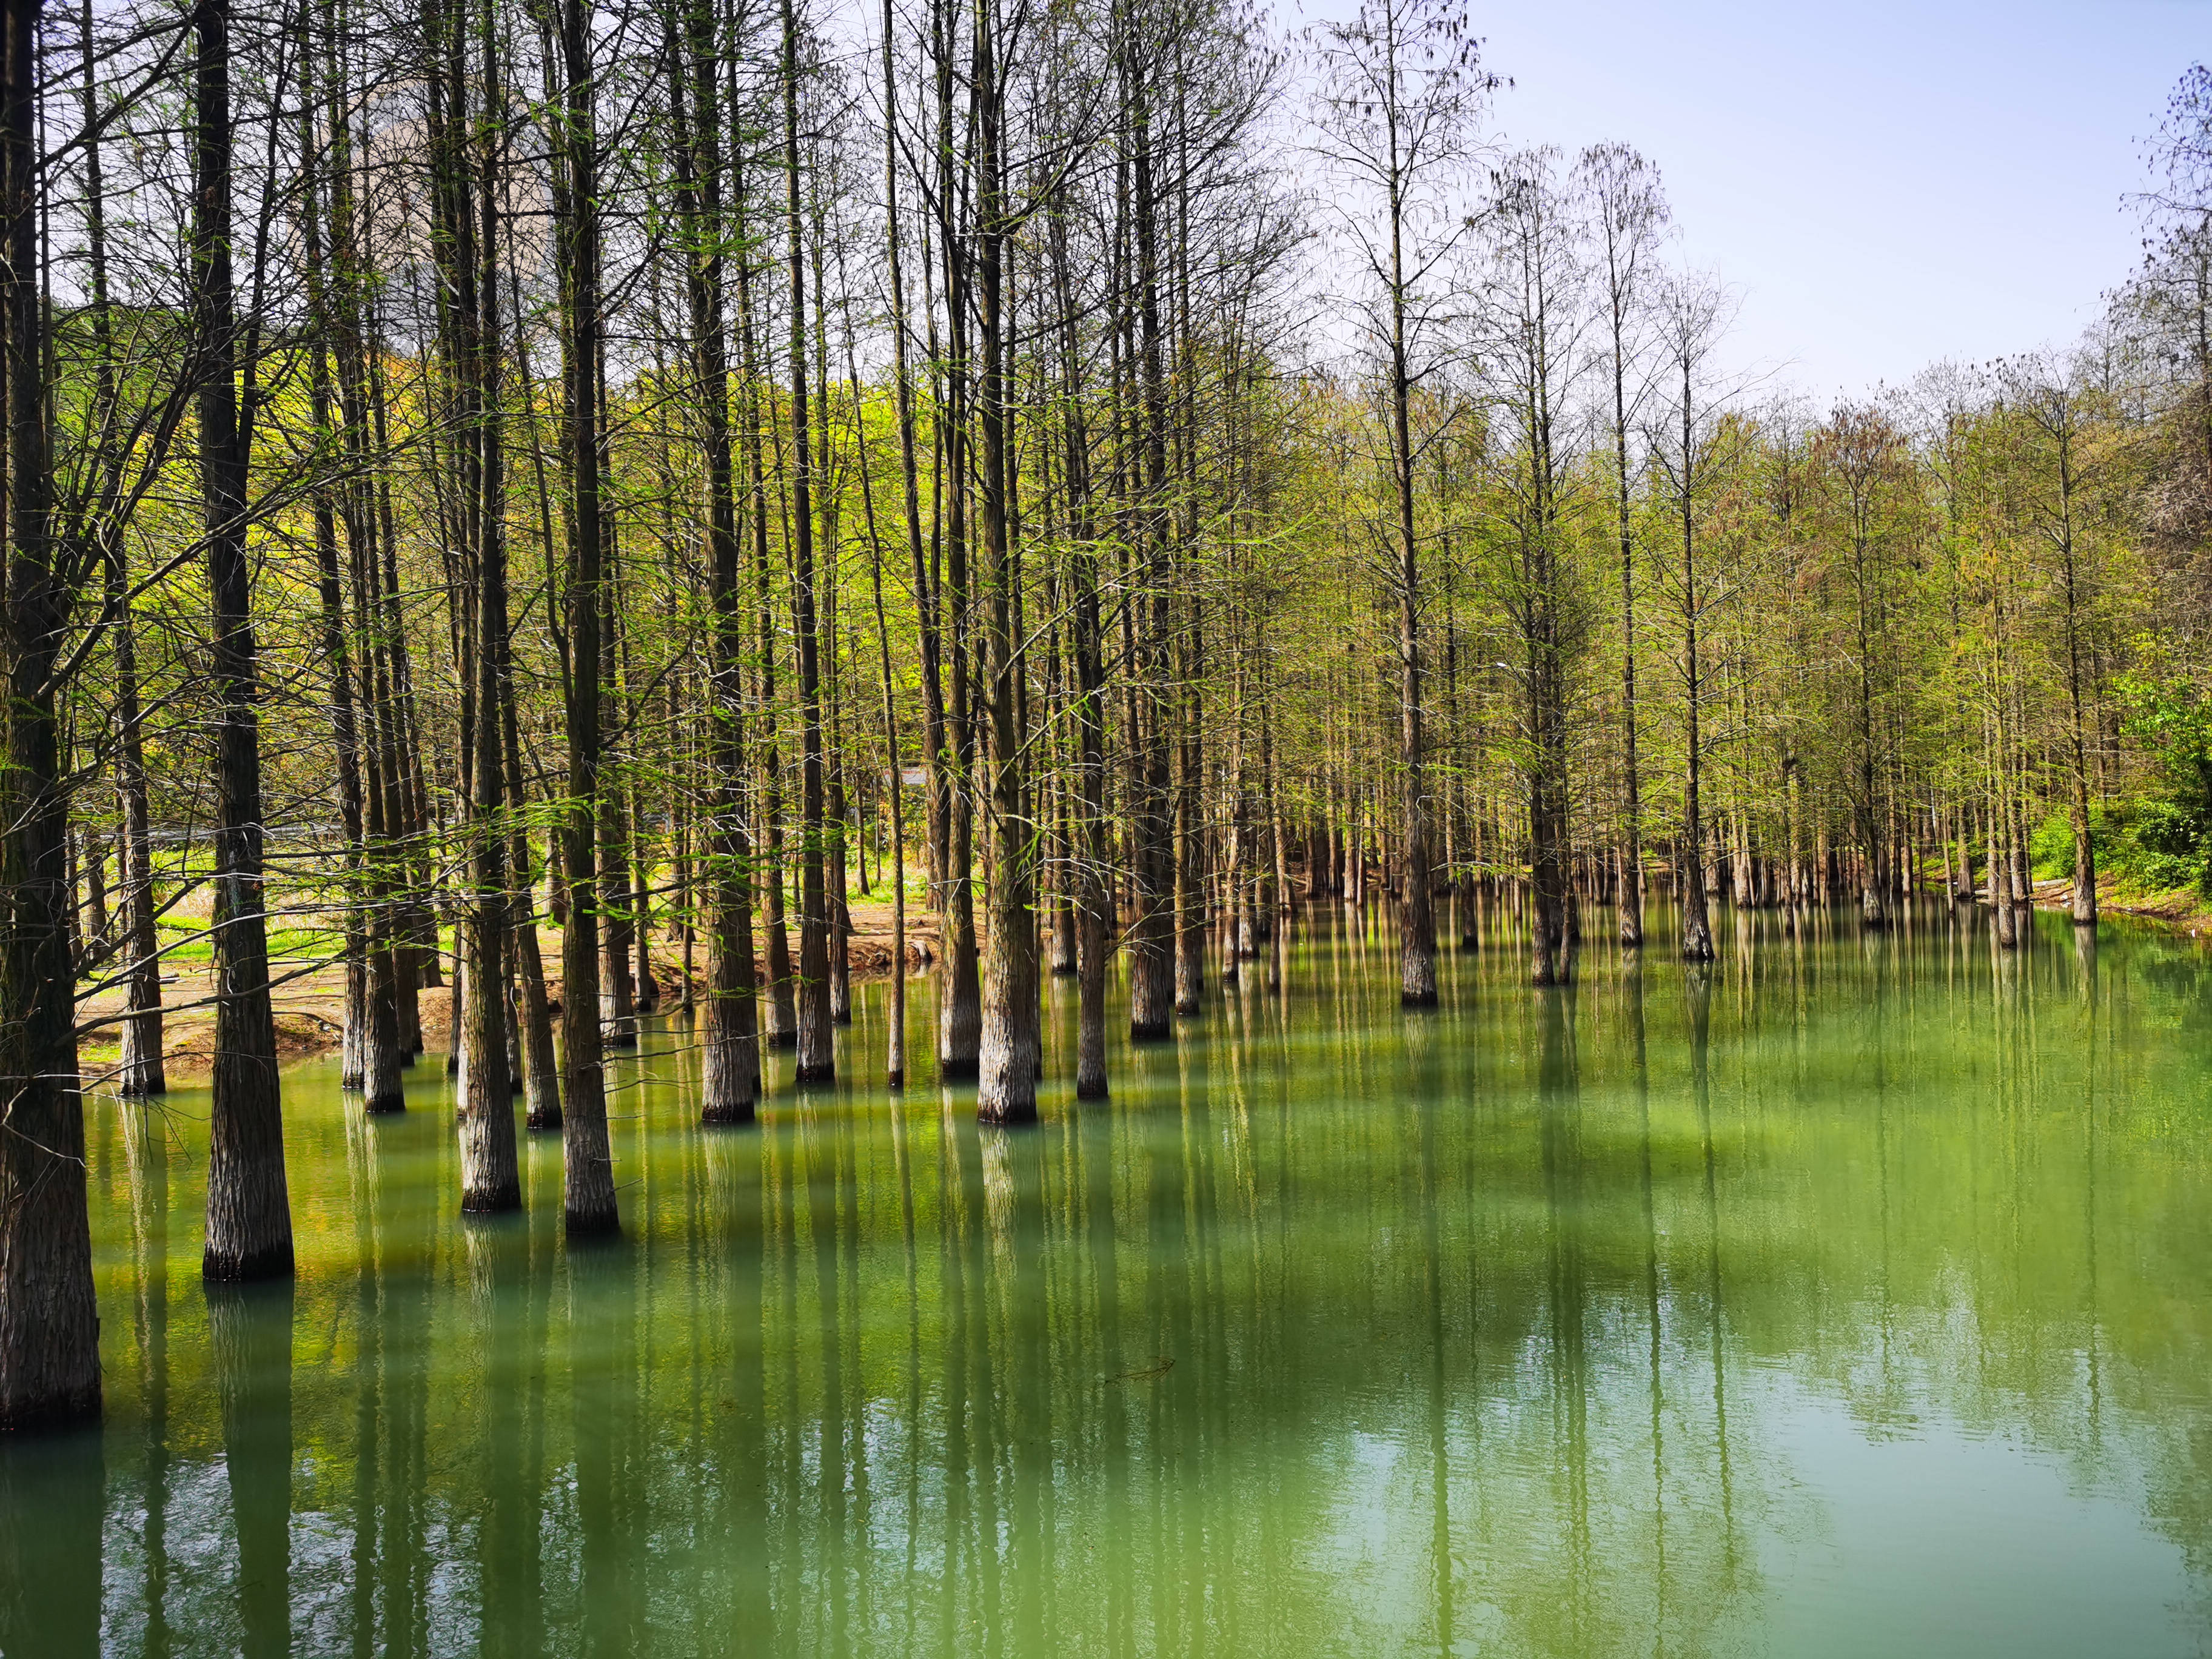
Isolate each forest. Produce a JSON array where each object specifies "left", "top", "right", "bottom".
[{"left": 0, "top": 0, "right": 2207, "bottom": 1436}]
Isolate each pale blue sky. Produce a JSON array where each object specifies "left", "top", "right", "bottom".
[{"left": 1467, "top": 0, "right": 2207, "bottom": 397}]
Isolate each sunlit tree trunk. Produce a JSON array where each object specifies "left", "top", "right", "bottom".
[
  {"left": 554, "top": 0, "right": 617, "bottom": 1234},
  {"left": 670, "top": 0, "right": 757, "bottom": 1124},
  {"left": 783, "top": 0, "right": 834, "bottom": 1084},
  {"left": 197, "top": 0, "right": 293, "bottom": 1281}
]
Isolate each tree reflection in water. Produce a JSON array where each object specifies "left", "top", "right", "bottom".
[{"left": 5, "top": 901, "right": 2210, "bottom": 1656}]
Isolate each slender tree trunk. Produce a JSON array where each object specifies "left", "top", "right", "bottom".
[
  {"left": 783, "top": 0, "right": 833, "bottom": 1083},
  {"left": 631, "top": 802, "right": 657, "bottom": 1014},
  {"left": 971, "top": 1, "right": 1037, "bottom": 1124},
  {"left": 925, "top": 0, "right": 983, "bottom": 1081},
  {"left": 2058, "top": 431, "right": 2098, "bottom": 927},
  {"left": 503, "top": 694, "right": 561, "bottom": 1129},
  {"left": 110, "top": 554, "right": 167, "bottom": 1098},
  {"left": 597, "top": 616, "right": 636, "bottom": 1048},
  {"left": 555, "top": 0, "right": 617, "bottom": 1233},
  {"left": 856, "top": 395, "right": 908, "bottom": 1087},
  {"left": 1041, "top": 179, "right": 1110, "bottom": 1097},
  {"left": 674, "top": 0, "right": 756, "bottom": 1125},
  {"left": 1612, "top": 287, "right": 1643, "bottom": 948},
  {"left": 1679, "top": 370, "right": 1714, "bottom": 964},
  {"left": 879, "top": 0, "right": 945, "bottom": 1061},
  {"left": 82, "top": 10, "right": 167, "bottom": 1098},
  {"left": 434, "top": 0, "right": 520, "bottom": 1210},
  {"left": 324, "top": 58, "right": 406, "bottom": 1109},
  {"left": 1124, "top": 40, "right": 1175, "bottom": 1041},
  {"left": 1174, "top": 625, "right": 1206, "bottom": 1016},
  {"left": 1387, "top": 128, "right": 1436, "bottom": 1006}
]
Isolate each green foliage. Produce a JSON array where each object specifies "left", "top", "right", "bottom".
[
  {"left": 2097, "top": 667, "right": 2212, "bottom": 893},
  {"left": 2030, "top": 811, "right": 2075, "bottom": 880},
  {"left": 2119, "top": 668, "right": 2212, "bottom": 816}
]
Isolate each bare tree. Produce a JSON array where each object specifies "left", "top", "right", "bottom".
[
  {"left": 1575, "top": 142, "right": 1668, "bottom": 948},
  {"left": 1475, "top": 149, "right": 1587, "bottom": 985},
  {"left": 1311, "top": 0, "right": 1491, "bottom": 1008},
  {"left": 1647, "top": 272, "right": 1737, "bottom": 962}
]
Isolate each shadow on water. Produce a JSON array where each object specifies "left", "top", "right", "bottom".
[{"left": 13, "top": 899, "right": 2212, "bottom": 1655}]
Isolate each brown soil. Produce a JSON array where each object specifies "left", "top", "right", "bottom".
[
  {"left": 2029, "top": 876, "right": 2212, "bottom": 933},
  {"left": 77, "top": 901, "right": 940, "bottom": 1082}
]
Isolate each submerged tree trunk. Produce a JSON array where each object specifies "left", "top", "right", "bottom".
[
  {"left": 1678, "top": 367, "right": 1714, "bottom": 964},
  {"left": 197, "top": 0, "right": 292, "bottom": 1282},
  {"left": 674, "top": 0, "right": 756, "bottom": 1126},
  {"left": 1388, "top": 170, "right": 1435, "bottom": 1008},
  {"left": 783, "top": 0, "right": 833, "bottom": 1085},
  {"left": 504, "top": 696, "right": 561, "bottom": 1130},
  {"left": 874, "top": 0, "right": 920, "bottom": 1090},
  {"left": 860, "top": 440, "right": 908, "bottom": 1087},
  {"left": 1124, "top": 40, "right": 1176, "bottom": 1041},
  {"left": 83, "top": 16, "right": 167, "bottom": 1099},
  {"left": 971, "top": 3, "right": 1038, "bottom": 1125},
  {"left": 109, "top": 548, "right": 167, "bottom": 1098},
  {"left": 324, "top": 68, "right": 407, "bottom": 1113},
  {"left": 928, "top": 4, "right": 983, "bottom": 1081},
  {"left": 440, "top": 0, "right": 519, "bottom": 1212},
  {"left": 1050, "top": 188, "right": 1111, "bottom": 1098},
  {"left": 0, "top": 0, "right": 100, "bottom": 1426},
  {"left": 2057, "top": 415, "right": 2099, "bottom": 927},
  {"left": 555, "top": 0, "right": 617, "bottom": 1235}
]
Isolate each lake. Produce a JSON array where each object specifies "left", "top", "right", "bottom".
[{"left": 5, "top": 900, "right": 2209, "bottom": 1657}]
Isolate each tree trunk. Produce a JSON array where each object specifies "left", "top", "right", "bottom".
[
  {"left": 783, "top": 0, "right": 834, "bottom": 1084},
  {"left": 443, "top": 0, "right": 518, "bottom": 1212},
  {"left": 197, "top": 0, "right": 292, "bottom": 1282},
  {"left": 674, "top": 0, "right": 756, "bottom": 1125},
  {"left": 0, "top": 0, "right": 99, "bottom": 1424},
  {"left": 971, "top": 5, "right": 1037, "bottom": 1124},
  {"left": 555, "top": 0, "right": 617, "bottom": 1234}
]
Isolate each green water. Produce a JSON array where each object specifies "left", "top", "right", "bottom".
[{"left": 6, "top": 903, "right": 2212, "bottom": 1658}]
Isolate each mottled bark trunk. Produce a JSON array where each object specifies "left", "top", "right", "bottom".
[
  {"left": 971, "top": 23, "right": 1036, "bottom": 1125},
  {"left": 673, "top": 0, "right": 756, "bottom": 1125},
  {"left": 784, "top": 0, "right": 834, "bottom": 1085},
  {"left": 110, "top": 555, "right": 166, "bottom": 1096},
  {"left": 0, "top": 0, "right": 99, "bottom": 1423},
  {"left": 555, "top": 0, "right": 617, "bottom": 1235},
  {"left": 197, "top": 0, "right": 291, "bottom": 1281}
]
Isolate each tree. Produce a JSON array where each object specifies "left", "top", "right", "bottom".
[
  {"left": 1476, "top": 149, "right": 1586, "bottom": 985},
  {"left": 1575, "top": 142, "right": 1667, "bottom": 948},
  {"left": 554, "top": 0, "right": 619, "bottom": 1235},
  {"left": 0, "top": 0, "right": 99, "bottom": 1427},
  {"left": 1647, "top": 273, "right": 1736, "bottom": 963},
  {"left": 1311, "top": 0, "right": 1490, "bottom": 1008},
  {"left": 1999, "top": 352, "right": 2108, "bottom": 925},
  {"left": 196, "top": 0, "right": 293, "bottom": 1281}
]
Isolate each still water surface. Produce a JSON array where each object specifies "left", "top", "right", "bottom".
[{"left": 5, "top": 903, "right": 2211, "bottom": 1657}]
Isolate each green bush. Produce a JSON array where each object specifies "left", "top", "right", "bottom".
[
  {"left": 2031, "top": 812, "right": 2074, "bottom": 880},
  {"left": 2088, "top": 671, "right": 2212, "bottom": 895},
  {"left": 2082, "top": 798, "right": 2212, "bottom": 895}
]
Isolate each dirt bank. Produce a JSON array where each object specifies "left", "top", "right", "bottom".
[
  {"left": 76, "top": 902, "right": 941, "bottom": 1084},
  {"left": 2028, "top": 876, "right": 2212, "bottom": 934}
]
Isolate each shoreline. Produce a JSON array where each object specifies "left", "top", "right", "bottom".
[
  {"left": 77, "top": 904, "right": 940, "bottom": 1085},
  {"left": 82, "top": 879, "right": 2212, "bottom": 1087}
]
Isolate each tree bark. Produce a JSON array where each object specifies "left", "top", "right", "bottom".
[
  {"left": 672, "top": 0, "right": 757, "bottom": 1125},
  {"left": 783, "top": 0, "right": 834, "bottom": 1084},
  {"left": 197, "top": 0, "right": 293, "bottom": 1281},
  {"left": 0, "top": 0, "right": 99, "bottom": 1425},
  {"left": 971, "top": 0, "right": 1038, "bottom": 1124},
  {"left": 555, "top": 0, "right": 617, "bottom": 1234}
]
